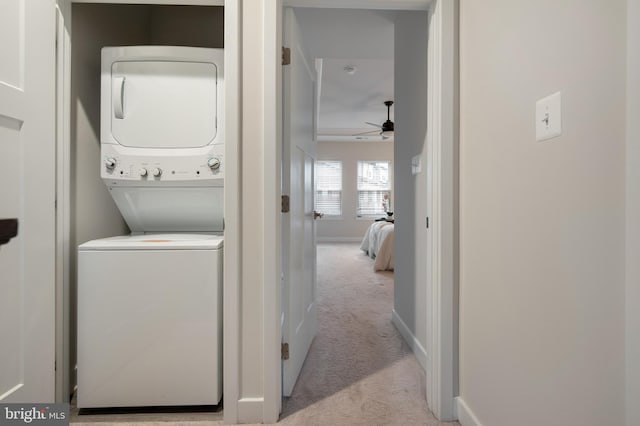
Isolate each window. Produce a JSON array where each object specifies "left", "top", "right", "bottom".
[
  {"left": 315, "top": 160, "right": 342, "bottom": 216},
  {"left": 357, "top": 161, "right": 391, "bottom": 217}
]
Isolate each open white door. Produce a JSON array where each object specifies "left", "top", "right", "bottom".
[
  {"left": 0, "top": 0, "right": 57, "bottom": 403},
  {"left": 282, "top": 7, "right": 318, "bottom": 397}
]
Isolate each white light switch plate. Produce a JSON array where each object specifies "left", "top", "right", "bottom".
[
  {"left": 412, "top": 155, "right": 421, "bottom": 175},
  {"left": 536, "top": 91, "right": 562, "bottom": 141}
]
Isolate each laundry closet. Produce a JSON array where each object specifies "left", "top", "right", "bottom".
[{"left": 60, "top": 0, "right": 231, "bottom": 411}]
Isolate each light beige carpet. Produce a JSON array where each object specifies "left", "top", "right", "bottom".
[
  {"left": 71, "top": 243, "right": 458, "bottom": 425},
  {"left": 278, "top": 243, "right": 457, "bottom": 426}
]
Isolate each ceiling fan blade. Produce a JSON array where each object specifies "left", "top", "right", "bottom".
[
  {"left": 352, "top": 129, "right": 381, "bottom": 136},
  {"left": 365, "top": 122, "right": 383, "bottom": 129}
]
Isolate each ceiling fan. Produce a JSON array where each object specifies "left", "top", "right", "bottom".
[{"left": 353, "top": 100, "right": 394, "bottom": 139}]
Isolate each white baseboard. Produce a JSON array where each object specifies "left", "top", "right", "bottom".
[
  {"left": 456, "top": 397, "right": 482, "bottom": 426},
  {"left": 317, "top": 236, "right": 362, "bottom": 243},
  {"left": 237, "top": 397, "right": 264, "bottom": 423},
  {"left": 391, "top": 309, "right": 428, "bottom": 371}
]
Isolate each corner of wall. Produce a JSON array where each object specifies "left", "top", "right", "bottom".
[
  {"left": 455, "top": 397, "right": 482, "bottom": 426},
  {"left": 391, "top": 309, "right": 428, "bottom": 371}
]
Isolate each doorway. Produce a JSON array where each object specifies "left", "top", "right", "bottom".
[
  {"left": 279, "top": 4, "right": 436, "bottom": 423},
  {"left": 267, "top": 0, "right": 459, "bottom": 423}
]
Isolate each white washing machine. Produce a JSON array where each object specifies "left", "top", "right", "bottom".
[
  {"left": 77, "top": 46, "right": 224, "bottom": 408},
  {"left": 77, "top": 234, "right": 222, "bottom": 408}
]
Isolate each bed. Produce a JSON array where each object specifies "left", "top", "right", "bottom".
[{"left": 360, "top": 221, "right": 394, "bottom": 271}]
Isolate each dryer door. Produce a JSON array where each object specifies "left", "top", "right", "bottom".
[{"left": 110, "top": 60, "right": 219, "bottom": 149}]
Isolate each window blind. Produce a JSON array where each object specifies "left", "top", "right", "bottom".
[
  {"left": 315, "top": 160, "right": 342, "bottom": 216},
  {"left": 357, "top": 161, "right": 391, "bottom": 217}
]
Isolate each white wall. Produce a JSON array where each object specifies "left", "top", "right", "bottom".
[
  {"left": 316, "top": 141, "right": 394, "bottom": 242},
  {"left": 294, "top": 8, "right": 394, "bottom": 60},
  {"left": 627, "top": 1, "right": 640, "bottom": 425},
  {"left": 393, "top": 11, "right": 429, "bottom": 361},
  {"left": 459, "top": 1, "right": 626, "bottom": 425}
]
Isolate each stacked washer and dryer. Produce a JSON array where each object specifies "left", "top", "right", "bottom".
[{"left": 77, "top": 46, "right": 224, "bottom": 409}]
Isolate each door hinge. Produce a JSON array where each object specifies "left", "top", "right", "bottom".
[
  {"left": 281, "top": 195, "right": 290, "bottom": 213},
  {"left": 282, "top": 47, "right": 291, "bottom": 66},
  {"left": 281, "top": 342, "right": 290, "bottom": 360}
]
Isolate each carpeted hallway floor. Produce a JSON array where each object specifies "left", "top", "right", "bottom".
[
  {"left": 278, "top": 243, "right": 457, "bottom": 425},
  {"left": 71, "top": 243, "right": 458, "bottom": 425}
]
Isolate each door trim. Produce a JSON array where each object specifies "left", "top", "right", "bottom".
[
  {"left": 425, "top": 0, "right": 458, "bottom": 420},
  {"left": 222, "top": 1, "right": 241, "bottom": 423},
  {"left": 263, "top": 0, "right": 283, "bottom": 423},
  {"left": 55, "top": 1, "right": 72, "bottom": 403},
  {"left": 284, "top": 0, "right": 430, "bottom": 10}
]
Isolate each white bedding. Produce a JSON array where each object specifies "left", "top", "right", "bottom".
[{"left": 360, "top": 221, "right": 394, "bottom": 271}]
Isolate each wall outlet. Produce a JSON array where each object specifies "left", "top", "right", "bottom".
[{"left": 536, "top": 91, "right": 562, "bottom": 141}]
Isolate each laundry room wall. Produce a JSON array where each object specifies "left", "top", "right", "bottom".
[
  {"left": 149, "top": 5, "right": 224, "bottom": 47},
  {"left": 69, "top": 2, "right": 224, "bottom": 389}
]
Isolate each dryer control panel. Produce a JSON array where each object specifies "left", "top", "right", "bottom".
[{"left": 101, "top": 144, "right": 224, "bottom": 183}]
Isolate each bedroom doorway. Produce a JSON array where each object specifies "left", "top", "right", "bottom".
[{"left": 280, "top": 4, "right": 433, "bottom": 422}]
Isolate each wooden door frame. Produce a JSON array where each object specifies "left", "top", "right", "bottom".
[{"left": 265, "top": 0, "right": 459, "bottom": 422}]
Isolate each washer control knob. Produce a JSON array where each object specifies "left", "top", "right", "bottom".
[
  {"left": 152, "top": 167, "right": 162, "bottom": 177},
  {"left": 139, "top": 168, "right": 148, "bottom": 177},
  {"left": 207, "top": 157, "right": 221, "bottom": 170},
  {"left": 105, "top": 158, "right": 117, "bottom": 169}
]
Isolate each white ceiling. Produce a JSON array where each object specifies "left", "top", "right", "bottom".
[
  {"left": 317, "top": 58, "right": 393, "bottom": 131},
  {"left": 294, "top": 8, "right": 395, "bottom": 138}
]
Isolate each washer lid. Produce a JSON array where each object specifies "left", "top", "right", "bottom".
[{"left": 79, "top": 234, "right": 224, "bottom": 250}]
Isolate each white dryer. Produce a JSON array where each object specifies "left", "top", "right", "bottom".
[{"left": 77, "top": 46, "right": 224, "bottom": 409}]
